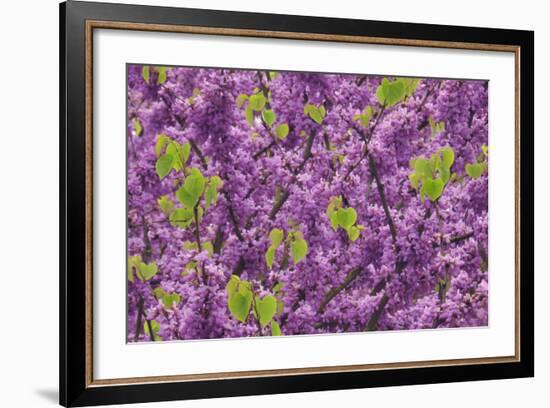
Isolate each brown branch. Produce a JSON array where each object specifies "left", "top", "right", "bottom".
[
  {"left": 212, "top": 225, "right": 224, "bottom": 254},
  {"left": 269, "top": 189, "right": 290, "bottom": 220},
  {"left": 368, "top": 153, "right": 397, "bottom": 244},
  {"left": 269, "top": 129, "right": 317, "bottom": 220},
  {"left": 193, "top": 206, "right": 202, "bottom": 253},
  {"left": 145, "top": 318, "right": 155, "bottom": 341},
  {"left": 362, "top": 153, "right": 407, "bottom": 329},
  {"left": 343, "top": 107, "right": 385, "bottom": 180},
  {"left": 318, "top": 267, "right": 362, "bottom": 313},
  {"left": 294, "top": 130, "right": 316, "bottom": 174},
  {"left": 189, "top": 138, "right": 208, "bottom": 169},
  {"left": 141, "top": 217, "right": 153, "bottom": 263},
  {"left": 223, "top": 191, "right": 244, "bottom": 242},
  {"left": 253, "top": 140, "right": 276, "bottom": 160},
  {"left": 450, "top": 231, "right": 475, "bottom": 244},
  {"left": 232, "top": 256, "right": 246, "bottom": 277},
  {"left": 133, "top": 296, "right": 145, "bottom": 341},
  {"left": 365, "top": 293, "right": 389, "bottom": 331}
]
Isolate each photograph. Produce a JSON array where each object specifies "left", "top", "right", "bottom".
[{"left": 126, "top": 65, "right": 489, "bottom": 342}]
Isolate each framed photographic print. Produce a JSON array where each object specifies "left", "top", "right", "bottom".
[{"left": 59, "top": 1, "right": 534, "bottom": 406}]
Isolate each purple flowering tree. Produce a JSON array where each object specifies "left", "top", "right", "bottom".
[{"left": 127, "top": 65, "right": 488, "bottom": 342}]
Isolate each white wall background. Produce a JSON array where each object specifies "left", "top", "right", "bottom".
[{"left": 0, "top": 0, "right": 544, "bottom": 407}]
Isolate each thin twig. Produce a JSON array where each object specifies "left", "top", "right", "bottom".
[
  {"left": 133, "top": 296, "right": 145, "bottom": 341},
  {"left": 318, "top": 267, "right": 362, "bottom": 313}
]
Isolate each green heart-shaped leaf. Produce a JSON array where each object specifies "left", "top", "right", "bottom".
[
  {"left": 346, "top": 226, "right": 360, "bottom": 241},
  {"left": 329, "top": 211, "right": 339, "bottom": 231},
  {"left": 162, "top": 293, "right": 181, "bottom": 309},
  {"left": 439, "top": 146, "right": 455, "bottom": 169},
  {"left": 139, "top": 262, "right": 158, "bottom": 281},
  {"left": 158, "top": 195, "right": 174, "bottom": 215},
  {"left": 439, "top": 166, "right": 451, "bottom": 184},
  {"left": 256, "top": 295, "right": 277, "bottom": 327},
  {"left": 290, "top": 237, "right": 308, "bottom": 264},
  {"left": 271, "top": 320, "right": 282, "bottom": 336},
  {"left": 236, "top": 94, "right": 248, "bottom": 108},
  {"left": 409, "top": 173, "right": 420, "bottom": 189},
  {"left": 180, "top": 142, "right": 191, "bottom": 165},
  {"left": 304, "top": 104, "right": 323, "bottom": 124},
  {"left": 176, "top": 186, "right": 198, "bottom": 209},
  {"left": 144, "top": 320, "right": 162, "bottom": 341},
  {"left": 262, "top": 109, "right": 277, "bottom": 126},
  {"left": 244, "top": 105, "right": 254, "bottom": 125},
  {"left": 225, "top": 275, "right": 240, "bottom": 298},
  {"left": 336, "top": 207, "right": 357, "bottom": 229},
  {"left": 132, "top": 118, "right": 143, "bottom": 137},
  {"left": 156, "top": 153, "right": 174, "bottom": 180},
  {"left": 414, "top": 158, "right": 432, "bottom": 179},
  {"left": 269, "top": 228, "right": 284, "bottom": 248},
  {"left": 184, "top": 168, "right": 206, "bottom": 197},
  {"left": 275, "top": 123, "right": 289, "bottom": 139},
  {"left": 265, "top": 246, "right": 276, "bottom": 269},
  {"left": 144, "top": 319, "right": 159, "bottom": 335},
  {"left": 205, "top": 176, "right": 222, "bottom": 210},
  {"left": 141, "top": 66, "right": 150, "bottom": 84},
  {"left": 169, "top": 208, "right": 193, "bottom": 228},
  {"left": 422, "top": 177, "right": 444, "bottom": 201},
  {"left": 248, "top": 93, "right": 266, "bottom": 111},
  {"left": 465, "top": 163, "right": 484, "bottom": 179},
  {"left": 228, "top": 291, "right": 252, "bottom": 322},
  {"left": 155, "top": 134, "right": 171, "bottom": 157},
  {"left": 376, "top": 78, "right": 406, "bottom": 107},
  {"left": 157, "top": 67, "right": 168, "bottom": 84}
]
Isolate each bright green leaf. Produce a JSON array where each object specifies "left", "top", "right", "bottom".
[
  {"left": 269, "top": 228, "right": 284, "bottom": 249},
  {"left": 347, "top": 226, "right": 360, "bottom": 241},
  {"left": 236, "top": 94, "right": 248, "bottom": 108},
  {"left": 226, "top": 275, "right": 240, "bottom": 299},
  {"left": 228, "top": 284, "right": 253, "bottom": 323},
  {"left": 304, "top": 104, "right": 323, "bottom": 124},
  {"left": 157, "top": 67, "right": 168, "bottom": 84},
  {"left": 184, "top": 168, "right": 206, "bottom": 199},
  {"left": 290, "top": 237, "right": 308, "bottom": 264},
  {"left": 203, "top": 241, "right": 214, "bottom": 257},
  {"left": 376, "top": 77, "right": 406, "bottom": 107},
  {"left": 155, "top": 134, "right": 171, "bottom": 157},
  {"left": 176, "top": 186, "right": 197, "bottom": 209},
  {"left": 256, "top": 295, "right": 277, "bottom": 327},
  {"left": 139, "top": 262, "right": 158, "bottom": 281},
  {"left": 156, "top": 153, "right": 174, "bottom": 180},
  {"left": 245, "top": 105, "right": 254, "bottom": 125},
  {"left": 180, "top": 142, "right": 191, "bottom": 165},
  {"left": 205, "top": 175, "right": 223, "bottom": 210},
  {"left": 158, "top": 195, "right": 175, "bottom": 215},
  {"left": 141, "top": 66, "right": 150, "bottom": 84},
  {"left": 409, "top": 173, "right": 420, "bottom": 189},
  {"left": 336, "top": 207, "right": 357, "bottom": 229},
  {"left": 132, "top": 118, "right": 143, "bottom": 137},
  {"left": 440, "top": 166, "right": 451, "bottom": 184},
  {"left": 275, "top": 123, "right": 289, "bottom": 139},
  {"left": 262, "top": 109, "right": 277, "bottom": 126},
  {"left": 265, "top": 246, "right": 276, "bottom": 269},
  {"left": 271, "top": 320, "right": 282, "bottom": 336},
  {"left": 440, "top": 146, "right": 455, "bottom": 169},
  {"left": 248, "top": 93, "right": 266, "bottom": 111},
  {"left": 414, "top": 158, "right": 432, "bottom": 179},
  {"left": 169, "top": 208, "right": 194, "bottom": 228},
  {"left": 465, "top": 162, "right": 484, "bottom": 179},
  {"left": 422, "top": 177, "right": 445, "bottom": 201}
]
